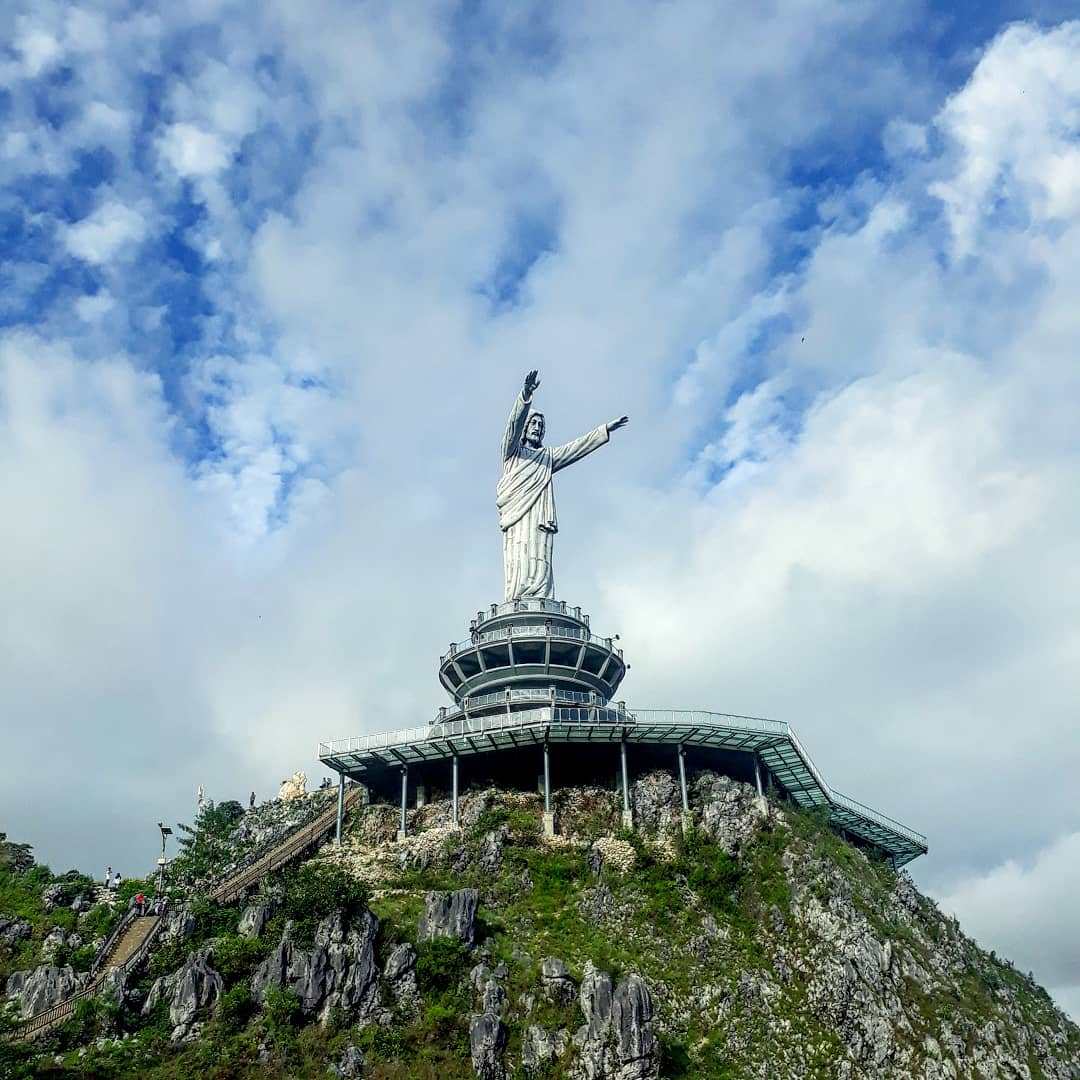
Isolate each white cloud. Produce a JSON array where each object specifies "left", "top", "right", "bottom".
[
  {"left": 937, "top": 832, "right": 1080, "bottom": 1014},
  {"left": 158, "top": 122, "right": 231, "bottom": 178},
  {"left": 64, "top": 200, "right": 147, "bottom": 265},
  {"left": 2, "top": 0, "right": 1080, "bottom": 1022}
]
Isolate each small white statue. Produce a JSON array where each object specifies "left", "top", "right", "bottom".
[
  {"left": 196, "top": 785, "right": 205, "bottom": 811},
  {"left": 278, "top": 771, "right": 308, "bottom": 801}
]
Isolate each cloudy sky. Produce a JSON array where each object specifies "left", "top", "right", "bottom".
[{"left": 2, "top": 0, "right": 1079, "bottom": 1016}]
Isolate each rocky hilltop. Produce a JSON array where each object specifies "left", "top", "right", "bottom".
[{"left": 2, "top": 774, "right": 1077, "bottom": 1079}]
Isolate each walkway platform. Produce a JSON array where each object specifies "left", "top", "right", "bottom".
[{"left": 318, "top": 706, "right": 927, "bottom": 867}]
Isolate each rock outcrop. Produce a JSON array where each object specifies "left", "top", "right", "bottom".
[
  {"left": 5, "top": 964, "right": 88, "bottom": 1019},
  {"left": 0, "top": 916, "right": 32, "bottom": 948},
  {"left": 469, "top": 1009, "right": 508, "bottom": 1080},
  {"left": 384, "top": 942, "right": 419, "bottom": 1014},
  {"left": 572, "top": 964, "right": 659, "bottom": 1080},
  {"left": 251, "top": 911, "right": 380, "bottom": 1023},
  {"left": 419, "top": 888, "right": 478, "bottom": 946},
  {"left": 142, "top": 947, "right": 224, "bottom": 1041}
]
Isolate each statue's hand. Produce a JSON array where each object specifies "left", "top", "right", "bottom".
[
  {"left": 606, "top": 416, "right": 629, "bottom": 433},
  {"left": 523, "top": 369, "right": 541, "bottom": 400}
]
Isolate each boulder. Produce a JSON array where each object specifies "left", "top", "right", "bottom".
[
  {"left": 469, "top": 1010, "right": 507, "bottom": 1080},
  {"left": 142, "top": 947, "right": 224, "bottom": 1041},
  {"left": 329, "top": 1044, "right": 366, "bottom": 1078},
  {"left": 541, "top": 957, "right": 577, "bottom": 1006},
  {"left": 384, "top": 943, "right": 419, "bottom": 1014},
  {"left": 611, "top": 975, "right": 658, "bottom": 1078},
  {"left": 573, "top": 965, "right": 659, "bottom": 1080},
  {"left": 419, "top": 888, "right": 479, "bottom": 946},
  {"left": 521, "top": 1024, "right": 569, "bottom": 1072},
  {"left": 251, "top": 911, "right": 380, "bottom": 1023},
  {"left": 238, "top": 896, "right": 278, "bottom": 939},
  {"left": 41, "top": 926, "right": 73, "bottom": 964},
  {"left": 158, "top": 905, "right": 197, "bottom": 946},
  {"left": 5, "top": 965, "right": 88, "bottom": 1019},
  {"left": 0, "top": 916, "right": 32, "bottom": 948}
]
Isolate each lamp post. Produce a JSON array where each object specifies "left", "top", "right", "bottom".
[{"left": 156, "top": 822, "right": 172, "bottom": 904}]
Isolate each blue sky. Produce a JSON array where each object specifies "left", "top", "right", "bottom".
[{"left": 3, "top": 0, "right": 1080, "bottom": 1017}]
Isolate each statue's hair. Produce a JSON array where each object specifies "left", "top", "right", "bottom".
[{"left": 523, "top": 411, "right": 545, "bottom": 442}]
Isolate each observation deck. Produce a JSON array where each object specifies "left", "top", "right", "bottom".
[
  {"left": 437, "top": 599, "right": 626, "bottom": 712},
  {"left": 318, "top": 597, "right": 928, "bottom": 869}
]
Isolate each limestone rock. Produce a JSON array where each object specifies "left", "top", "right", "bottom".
[
  {"left": 158, "top": 904, "right": 197, "bottom": 946},
  {"left": 238, "top": 896, "right": 278, "bottom": 939},
  {"left": 251, "top": 911, "right": 380, "bottom": 1023},
  {"left": 329, "top": 1044, "right": 365, "bottom": 1078},
  {"left": 142, "top": 948, "right": 224, "bottom": 1041},
  {"left": 278, "top": 771, "right": 308, "bottom": 801},
  {"left": 521, "top": 1024, "right": 570, "bottom": 1072},
  {"left": 6, "top": 964, "right": 88, "bottom": 1019},
  {"left": 573, "top": 965, "right": 659, "bottom": 1080},
  {"left": 541, "top": 957, "right": 576, "bottom": 1006},
  {"left": 384, "top": 942, "right": 419, "bottom": 1014},
  {"left": 469, "top": 1010, "right": 507, "bottom": 1080},
  {"left": 419, "top": 888, "right": 479, "bottom": 946},
  {"left": 0, "top": 916, "right": 31, "bottom": 948}
]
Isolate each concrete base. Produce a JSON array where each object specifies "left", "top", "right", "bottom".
[
  {"left": 681, "top": 810, "right": 693, "bottom": 834},
  {"left": 396, "top": 829, "right": 407, "bottom": 843},
  {"left": 542, "top": 811, "right": 556, "bottom": 838},
  {"left": 621, "top": 810, "right": 634, "bottom": 831}
]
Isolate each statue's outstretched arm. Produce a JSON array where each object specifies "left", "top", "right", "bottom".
[{"left": 551, "top": 414, "right": 628, "bottom": 473}]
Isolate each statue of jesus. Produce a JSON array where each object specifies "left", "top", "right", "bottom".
[{"left": 497, "top": 370, "right": 628, "bottom": 601}]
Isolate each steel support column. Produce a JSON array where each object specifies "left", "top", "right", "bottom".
[
  {"left": 542, "top": 742, "right": 555, "bottom": 837},
  {"left": 543, "top": 742, "right": 552, "bottom": 814},
  {"left": 754, "top": 755, "right": 763, "bottom": 798},
  {"left": 677, "top": 745, "right": 690, "bottom": 812},
  {"left": 335, "top": 771, "right": 345, "bottom": 846},
  {"left": 620, "top": 735, "right": 632, "bottom": 829},
  {"left": 452, "top": 754, "right": 459, "bottom": 826},
  {"left": 399, "top": 766, "right": 408, "bottom": 839}
]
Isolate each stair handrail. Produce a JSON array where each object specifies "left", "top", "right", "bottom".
[{"left": 13, "top": 786, "right": 363, "bottom": 1041}]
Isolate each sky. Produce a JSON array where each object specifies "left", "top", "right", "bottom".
[{"left": 1, "top": 0, "right": 1079, "bottom": 1018}]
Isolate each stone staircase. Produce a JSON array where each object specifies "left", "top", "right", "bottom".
[{"left": 12, "top": 785, "right": 365, "bottom": 1043}]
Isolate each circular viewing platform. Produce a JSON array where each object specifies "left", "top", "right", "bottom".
[{"left": 437, "top": 599, "right": 626, "bottom": 713}]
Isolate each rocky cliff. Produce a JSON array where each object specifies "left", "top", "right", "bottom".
[{"left": 2, "top": 773, "right": 1078, "bottom": 1079}]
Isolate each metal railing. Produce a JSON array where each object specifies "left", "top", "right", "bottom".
[
  {"left": 14, "top": 914, "right": 163, "bottom": 1042},
  {"left": 474, "top": 598, "right": 587, "bottom": 623},
  {"left": 209, "top": 785, "right": 366, "bottom": 905},
  {"left": 317, "top": 708, "right": 926, "bottom": 850},
  {"left": 436, "top": 687, "right": 602, "bottom": 722},
  {"left": 321, "top": 707, "right": 782, "bottom": 758},
  {"left": 443, "top": 623, "right": 622, "bottom": 662}
]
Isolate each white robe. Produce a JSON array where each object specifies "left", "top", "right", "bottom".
[{"left": 496, "top": 392, "right": 608, "bottom": 601}]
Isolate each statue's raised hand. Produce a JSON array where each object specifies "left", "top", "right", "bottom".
[
  {"left": 606, "top": 415, "right": 629, "bottom": 434},
  {"left": 523, "top": 370, "right": 541, "bottom": 400}
]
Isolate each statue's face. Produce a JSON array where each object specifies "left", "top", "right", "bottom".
[{"left": 525, "top": 413, "right": 545, "bottom": 447}]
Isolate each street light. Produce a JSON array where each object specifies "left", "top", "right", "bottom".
[{"left": 156, "top": 822, "right": 173, "bottom": 903}]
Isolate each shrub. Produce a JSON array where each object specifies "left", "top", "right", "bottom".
[
  {"left": 415, "top": 937, "right": 470, "bottom": 998},
  {"left": 216, "top": 983, "right": 254, "bottom": 1033},
  {"left": 212, "top": 934, "right": 268, "bottom": 983},
  {"left": 263, "top": 986, "right": 303, "bottom": 1034},
  {"left": 283, "top": 863, "right": 370, "bottom": 927}
]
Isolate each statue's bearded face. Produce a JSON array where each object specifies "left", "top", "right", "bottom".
[{"left": 524, "top": 413, "right": 545, "bottom": 448}]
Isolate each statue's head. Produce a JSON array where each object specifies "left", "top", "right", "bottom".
[{"left": 524, "top": 411, "right": 545, "bottom": 448}]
